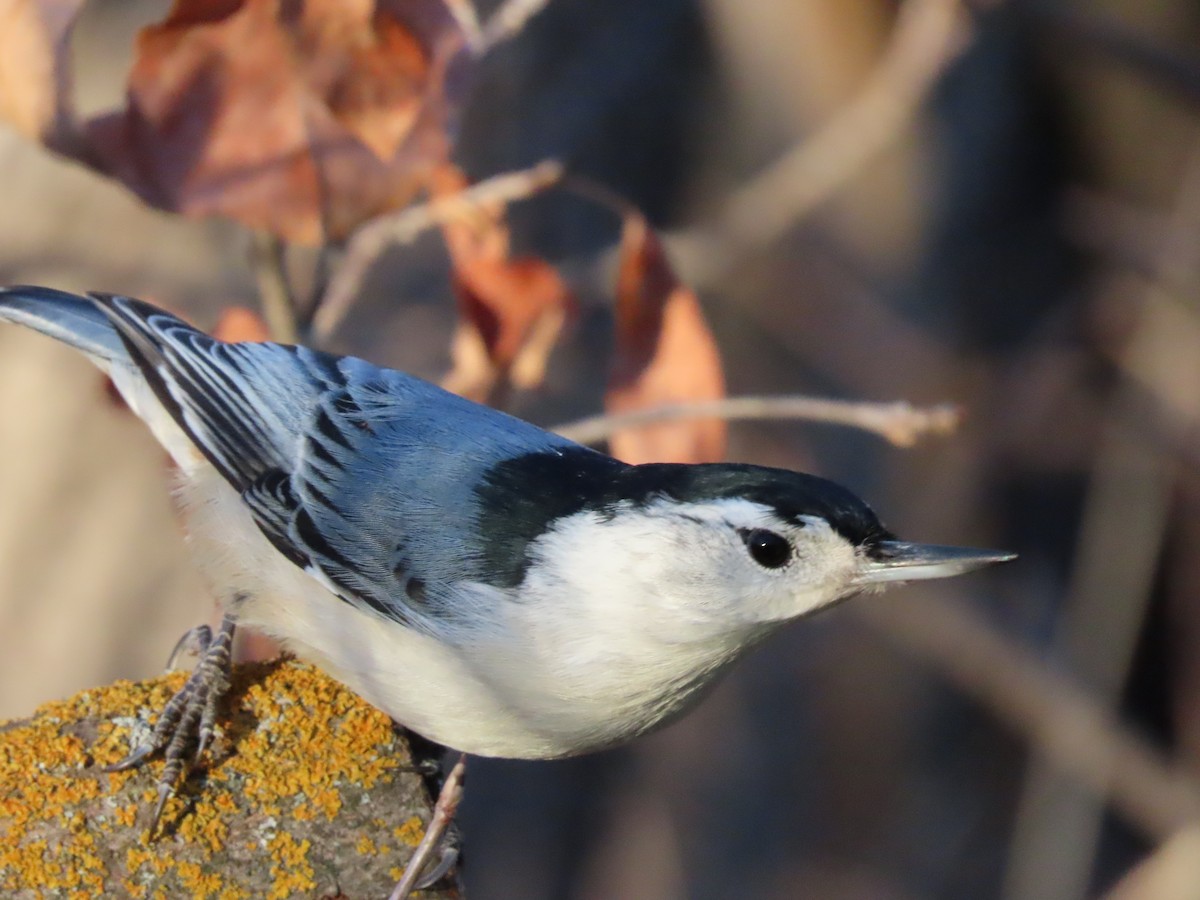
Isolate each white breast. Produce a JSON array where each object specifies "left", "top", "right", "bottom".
[{"left": 171, "top": 466, "right": 744, "bottom": 759}]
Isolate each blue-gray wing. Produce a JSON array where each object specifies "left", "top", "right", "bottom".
[{"left": 92, "top": 293, "right": 574, "bottom": 625}]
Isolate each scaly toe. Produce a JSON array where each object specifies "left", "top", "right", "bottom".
[{"left": 101, "top": 615, "right": 237, "bottom": 836}]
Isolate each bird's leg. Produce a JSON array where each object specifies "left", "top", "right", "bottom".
[
  {"left": 388, "top": 747, "right": 467, "bottom": 899},
  {"left": 104, "top": 614, "right": 236, "bottom": 836}
]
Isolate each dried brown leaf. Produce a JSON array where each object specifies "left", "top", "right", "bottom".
[
  {"left": 0, "top": 0, "right": 85, "bottom": 140},
  {"left": 84, "top": 0, "right": 472, "bottom": 244},
  {"left": 434, "top": 163, "right": 574, "bottom": 401},
  {"left": 606, "top": 213, "right": 726, "bottom": 464}
]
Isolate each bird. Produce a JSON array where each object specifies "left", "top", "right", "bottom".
[{"left": 0, "top": 285, "right": 1013, "bottom": 855}]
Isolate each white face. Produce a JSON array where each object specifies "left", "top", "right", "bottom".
[{"left": 525, "top": 496, "right": 867, "bottom": 645}]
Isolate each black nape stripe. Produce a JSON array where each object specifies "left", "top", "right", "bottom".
[
  {"left": 475, "top": 448, "right": 626, "bottom": 588},
  {"left": 475, "top": 449, "right": 891, "bottom": 588}
]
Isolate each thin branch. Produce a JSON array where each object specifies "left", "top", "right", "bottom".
[
  {"left": 298, "top": 242, "right": 337, "bottom": 339},
  {"left": 481, "top": 0, "right": 555, "bottom": 51},
  {"left": 856, "top": 595, "right": 1200, "bottom": 841},
  {"left": 311, "top": 159, "right": 563, "bottom": 345},
  {"left": 389, "top": 753, "right": 467, "bottom": 900},
  {"left": 676, "top": 0, "right": 971, "bottom": 287},
  {"left": 722, "top": 0, "right": 967, "bottom": 242},
  {"left": 554, "top": 396, "right": 962, "bottom": 448},
  {"left": 248, "top": 231, "right": 301, "bottom": 344},
  {"left": 439, "top": 0, "right": 484, "bottom": 51}
]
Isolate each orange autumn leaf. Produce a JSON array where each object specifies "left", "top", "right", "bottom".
[
  {"left": 606, "top": 213, "right": 726, "bottom": 464},
  {"left": 213, "top": 305, "right": 271, "bottom": 342},
  {"left": 433, "top": 163, "right": 574, "bottom": 401},
  {"left": 84, "top": 0, "right": 473, "bottom": 245},
  {"left": 0, "top": 0, "right": 86, "bottom": 141}
]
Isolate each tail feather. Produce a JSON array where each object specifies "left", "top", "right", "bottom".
[
  {"left": 0, "top": 285, "right": 129, "bottom": 368},
  {"left": 0, "top": 285, "right": 205, "bottom": 468}
]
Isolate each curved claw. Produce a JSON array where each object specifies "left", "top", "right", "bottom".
[
  {"left": 103, "top": 743, "right": 158, "bottom": 773},
  {"left": 414, "top": 843, "right": 459, "bottom": 890},
  {"left": 149, "top": 781, "right": 174, "bottom": 838},
  {"left": 165, "top": 624, "right": 212, "bottom": 672},
  {"left": 194, "top": 732, "right": 212, "bottom": 764}
]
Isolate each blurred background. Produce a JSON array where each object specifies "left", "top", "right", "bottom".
[{"left": 3, "top": 0, "right": 1200, "bottom": 897}]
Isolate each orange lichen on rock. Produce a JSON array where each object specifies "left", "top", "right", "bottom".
[
  {"left": 265, "top": 832, "right": 315, "bottom": 899},
  {"left": 394, "top": 816, "right": 426, "bottom": 848},
  {"left": 0, "top": 659, "right": 455, "bottom": 898}
]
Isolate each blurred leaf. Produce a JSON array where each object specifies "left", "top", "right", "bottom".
[
  {"left": 0, "top": 0, "right": 85, "bottom": 140},
  {"left": 435, "top": 163, "right": 574, "bottom": 401},
  {"left": 213, "top": 305, "right": 270, "bottom": 342},
  {"left": 606, "top": 213, "right": 726, "bottom": 464},
  {"left": 84, "top": 0, "right": 472, "bottom": 244}
]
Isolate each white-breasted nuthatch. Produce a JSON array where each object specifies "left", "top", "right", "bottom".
[{"left": 0, "top": 285, "right": 1013, "bottom": 819}]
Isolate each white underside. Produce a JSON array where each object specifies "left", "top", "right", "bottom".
[
  {"left": 112, "top": 368, "right": 768, "bottom": 759},
  {"left": 103, "top": 370, "right": 568, "bottom": 755}
]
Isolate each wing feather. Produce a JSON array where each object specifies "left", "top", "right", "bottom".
[
  {"left": 88, "top": 292, "right": 577, "bottom": 626},
  {"left": 91, "top": 294, "right": 414, "bottom": 622}
]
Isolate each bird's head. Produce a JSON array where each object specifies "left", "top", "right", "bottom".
[{"left": 482, "top": 455, "right": 1014, "bottom": 646}]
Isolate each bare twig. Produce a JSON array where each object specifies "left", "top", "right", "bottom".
[
  {"left": 439, "top": 0, "right": 484, "bottom": 51},
  {"left": 311, "top": 160, "right": 563, "bottom": 345},
  {"left": 721, "top": 1, "right": 967, "bottom": 248},
  {"left": 856, "top": 595, "right": 1200, "bottom": 841},
  {"left": 675, "top": 0, "right": 971, "bottom": 287},
  {"left": 555, "top": 396, "right": 962, "bottom": 448},
  {"left": 248, "top": 231, "right": 301, "bottom": 344},
  {"left": 481, "top": 0, "right": 555, "bottom": 51},
  {"left": 388, "top": 753, "right": 468, "bottom": 900},
  {"left": 298, "top": 242, "right": 336, "bottom": 340}
]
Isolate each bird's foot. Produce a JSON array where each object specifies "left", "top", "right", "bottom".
[
  {"left": 104, "top": 614, "right": 236, "bottom": 837},
  {"left": 388, "top": 751, "right": 467, "bottom": 899}
]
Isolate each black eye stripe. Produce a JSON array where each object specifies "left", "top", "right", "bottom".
[{"left": 740, "top": 528, "right": 791, "bottom": 569}]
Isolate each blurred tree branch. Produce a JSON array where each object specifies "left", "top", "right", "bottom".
[
  {"left": 1004, "top": 136, "right": 1200, "bottom": 900},
  {"left": 1010, "top": 0, "right": 1200, "bottom": 103},
  {"left": 857, "top": 595, "right": 1200, "bottom": 841},
  {"left": 555, "top": 396, "right": 961, "bottom": 448},
  {"left": 675, "top": 0, "right": 972, "bottom": 288},
  {"left": 441, "top": 0, "right": 555, "bottom": 53},
  {"left": 311, "top": 159, "right": 563, "bottom": 345},
  {"left": 248, "top": 231, "right": 301, "bottom": 345}
]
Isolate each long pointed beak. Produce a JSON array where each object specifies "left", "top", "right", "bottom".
[{"left": 857, "top": 540, "right": 1016, "bottom": 585}]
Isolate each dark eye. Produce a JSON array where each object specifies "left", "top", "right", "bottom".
[{"left": 743, "top": 529, "right": 791, "bottom": 569}]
